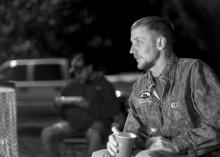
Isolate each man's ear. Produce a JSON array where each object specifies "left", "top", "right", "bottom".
[{"left": 156, "top": 37, "right": 166, "bottom": 50}]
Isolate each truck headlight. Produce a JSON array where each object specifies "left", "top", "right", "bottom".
[{"left": 115, "top": 90, "right": 122, "bottom": 97}]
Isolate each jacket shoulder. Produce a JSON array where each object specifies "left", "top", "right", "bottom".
[
  {"left": 178, "top": 58, "right": 208, "bottom": 70},
  {"left": 179, "top": 58, "right": 202, "bottom": 66}
]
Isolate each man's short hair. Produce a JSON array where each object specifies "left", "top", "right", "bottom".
[
  {"left": 69, "top": 53, "right": 94, "bottom": 76},
  {"left": 131, "top": 16, "right": 175, "bottom": 48},
  {"left": 70, "top": 53, "right": 93, "bottom": 67}
]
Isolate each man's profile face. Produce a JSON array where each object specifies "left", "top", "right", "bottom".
[
  {"left": 130, "top": 26, "right": 160, "bottom": 70},
  {"left": 69, "top": 54, "right": 91, "bottom": 81}
]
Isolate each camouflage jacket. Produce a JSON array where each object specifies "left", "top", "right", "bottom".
[{"left": 124, "top": 54, "right": 220, "bottom": 157}]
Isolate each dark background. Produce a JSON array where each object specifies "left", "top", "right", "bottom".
[{"left": 0, "top": 0, "right": 220, "bottom": 75}]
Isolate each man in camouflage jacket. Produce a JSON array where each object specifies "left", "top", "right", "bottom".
[{"left": 92, "top": 16, "right": 220, "bottom": 157}]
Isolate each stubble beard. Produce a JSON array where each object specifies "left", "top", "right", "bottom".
[
  {"left": 144, "top": 62, "right": 155, "bottom": 71},
  {"left": 143, "top": 51, "right": 160, "bottom": 71},
  {"left": 137, "top": 58, "right": 155, "bottom": 71}
]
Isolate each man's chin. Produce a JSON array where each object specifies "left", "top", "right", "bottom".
[
  {"left": 137, "top": 64, "right": 144, "bottom": 70},
  {"left": 137, "top": 63, "right": 154, "bottom": 71}
]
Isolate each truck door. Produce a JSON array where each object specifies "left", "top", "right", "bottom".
[{"left": 23, "top": 63, "right": 65, "bottom": 117}]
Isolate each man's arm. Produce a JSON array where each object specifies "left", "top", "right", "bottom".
[
  {"left": 171, "top": 60, "right": 220, "bottom": 156},
  {"left": 55, "top": 81, "right": 89, "bottom": 109},
  {"left": 88, "top": 77, "right": 120, "bottom": 119},
  {"left": 123, "top": 100, "right": 149, "bottom": 153},
  {"left": 54, "top": 96, "right": 89, "bottom": 109}
]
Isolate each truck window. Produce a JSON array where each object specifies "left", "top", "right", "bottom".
[
  {"left": 1, "top": 65, "right": 26, "bottom": 81},
  {"left": 34, "top": 64, "right": 62, "bottom": 81}
]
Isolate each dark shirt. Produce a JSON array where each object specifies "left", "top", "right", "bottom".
[
  {"left": 60, "top": 72, "right": 120, "bottom": 130},
  {"left": 124, "top": 54, "right": 220, "bottom": 157}
]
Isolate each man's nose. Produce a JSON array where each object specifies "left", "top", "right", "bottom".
[
  {"left": 130, "top": 47, "right": 136, "bottom": 54},
  {"left": 129, "top": 46, "right": 134, "bottom": 54}
]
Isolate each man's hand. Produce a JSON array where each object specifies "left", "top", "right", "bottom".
[
  {"left": 106, "top": 127, "right": 120, "bottom": 156},
  {"left": 147, "top": 136, "right": 179, "bottom": 153},
  {"left": 54, "top": 96, "right": 64, "bottom": 106},
  {"left": 77, "top": 97, "right": 89, "bottom": 108},
  {"left": 54, "top": 96, "right": 89, "bottom": 108}
]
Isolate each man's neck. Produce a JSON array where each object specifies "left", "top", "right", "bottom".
[{"left": 150, "top": 51, "right": 169, "bottom": 77}]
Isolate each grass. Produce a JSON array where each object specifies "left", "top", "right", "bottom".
[
  {"left": 17, "top": 128, "right": 88, "bottom": 157},
  {"left": 18, "top": 135, "right": 46, "bottom": 157}
]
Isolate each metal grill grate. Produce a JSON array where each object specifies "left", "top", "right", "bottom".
[{"left": 0, "top": 83, "right": 18, "bottom": 157}]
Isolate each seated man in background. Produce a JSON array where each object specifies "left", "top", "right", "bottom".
[{"left": 41, "top": 53, "right": 125, "bottom": 157}]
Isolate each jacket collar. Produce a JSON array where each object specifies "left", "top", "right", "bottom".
[
  {"left": 159, "top": 53, "right": 178, "bottom": 81},
  {"left": 144, "top": 53, "right": 178, "bottom": 92}
]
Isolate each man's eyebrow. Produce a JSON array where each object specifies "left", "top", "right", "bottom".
[{"left": 131, "top": 37, "right": 143, "bottom": 42}]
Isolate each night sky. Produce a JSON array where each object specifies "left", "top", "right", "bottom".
[{"left": 82, "top": 0, "right": 220, "bottom": 77}]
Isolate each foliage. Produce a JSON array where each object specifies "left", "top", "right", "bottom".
[
  {"left": 0, "top": 0, "right": 220, "bottom": 74},
  {"left": 0, "top": 0, "right": 99, "bottom": 63}
]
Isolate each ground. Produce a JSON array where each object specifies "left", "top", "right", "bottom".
[{"left": 18, "top": 128, "right": 88, "bottom": 157}]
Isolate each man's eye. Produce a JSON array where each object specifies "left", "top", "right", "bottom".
[{"left": 136, "top": 40, "right": 143, "bottom": 46}]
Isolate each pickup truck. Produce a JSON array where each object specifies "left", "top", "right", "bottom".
[{"left": 0, "top": 58, "right": 141, "bottom": 129}]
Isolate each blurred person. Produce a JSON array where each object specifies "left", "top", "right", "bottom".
[
  {"left": 92, "top": 16, "right": 220, "bottom": 157},
  {"left": 41, "top": 53, "right": 125, "bottom": 157}
]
